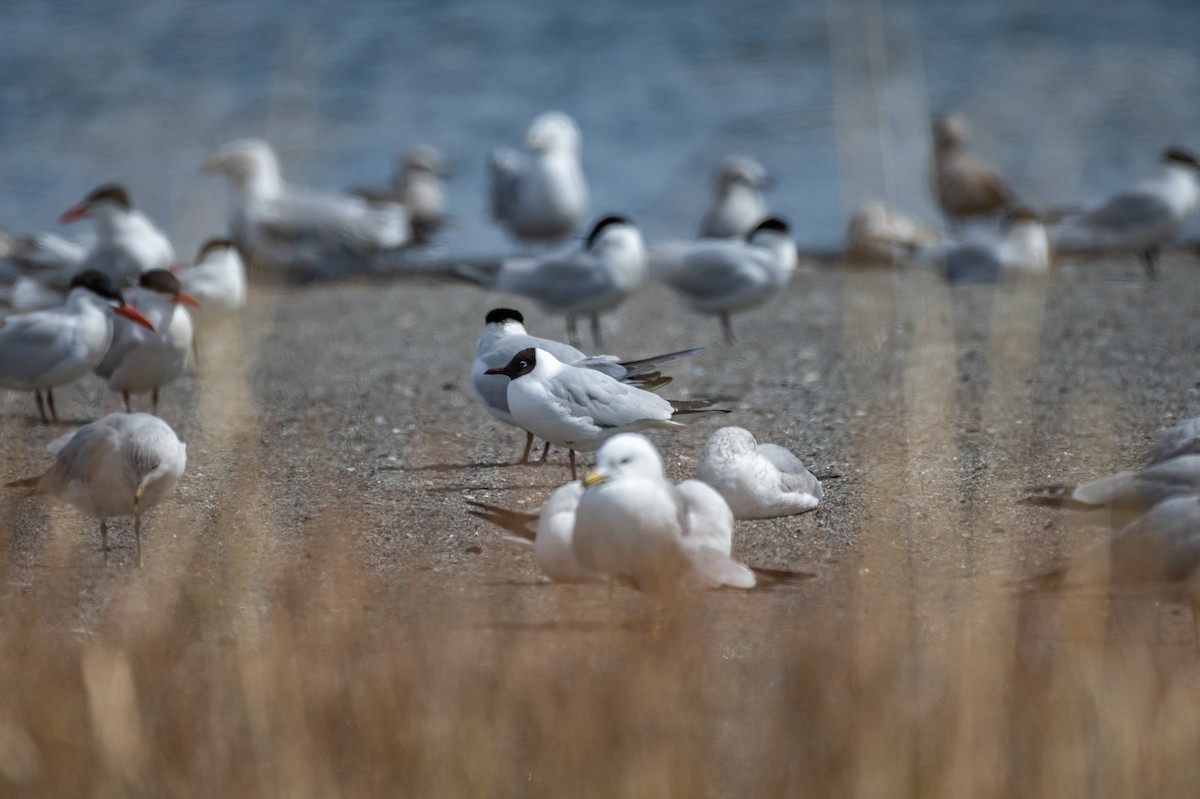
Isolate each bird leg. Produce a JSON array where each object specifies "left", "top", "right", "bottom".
[
  {"left": 100, "top": 519, "right": 109, "bottom": 564},
  {"left": 590, "top": 314, "right": 603, "bottom": 348},
  {"left": 134, "top": 484, "right": 145, "bottom": 568},
  {"left": 566, "top": 316, "right": 581, "bottom": 348},
  {"left": 123, "top": 392, "right": 132, "bottom": 413},
  {"left": 1141, "top": 246, "right": 1159, "bottom": 279},
  {"left": 720, "top": 313, "right": 736, "bottom": 344},
  {"left": 519, "top": 431, "right": 535, "bottom": 464},
  {"left": 569, "top": 449, "right": 577, "bottom": 481},
  {"left": 152, "top": 389, "right": 159, "bottom": 415},
  {"left": 538, "top": 441, "right": 551, "bottom": 464},
  {"left": 34, "top": 390, "right": 48, "bottom": 424},
  {"left": 46, "top": 389, "right": 58, "bottom": 423}
]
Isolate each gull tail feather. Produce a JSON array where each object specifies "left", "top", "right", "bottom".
[
  {"left": 617, "top": 347, "right": 705, "bottom": 376},
  {"left": 4, "top": 475, "right": 42, "bottom": 491},
  {"left": 1019, "top": 485, "right": 1095, "bottom": 511}
]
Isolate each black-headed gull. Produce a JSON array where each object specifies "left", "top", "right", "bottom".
[
  {"left": 472, "top": 307, "right": 702, "bottom": 463},
  {"left": 95, "top": 269, "right": 199, "bottom": 413},
  {"left": 484, "top": 347, "right": 727, "bottom": 478},
  {"left": 454, "top": 215, "right": 646, "bottom": 347},
  {"left": 700, "top": 155, "right": 771, "bottom": 239},
  {"left": 489, "top": 111, "right": 589, "bottom": 244},
  {"left": 1053, "top": 147, "right": 1200, "bottom": 278},
  {"left": 929, "top": 112, "right": 1016, "bottom": 228},
  {"left": 0, "top": 270, "right": 155, "bottom": 423},
  {"left": 650, "top": 217, "right": 797, "bottom": 343},
  {"left": 4, "top": 412, "right": 186, "bottom": 565},
  {"left": 204, "top": 138, "right": 409, "bottom": 281},
  {"left": 697, "top": 427, "right": 822, "bottom": 519}
]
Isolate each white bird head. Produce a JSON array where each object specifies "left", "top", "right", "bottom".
[
  {"left": 932, "top": 112, "right": 969, "bottom": 151},
  {"left": 716, "top": 155, "right": 771, "bottom": 190},
  {"left": 483, "top": 307, "right": 527, "bottom": 331},
  {"left": 484, "top": 346, "right": 553, "bottom": 380},
  {"left": 137, "top": 269, "right": 201, "bottom": 307},
  {"left": 524, "top": 112, "right": 581, "bottom": 153},
  {"left": 204, "top": 138, "right": 281, "bottom": 189},
  {"left": 68, "top": 270, "right": 157, "bottom": 331},
  {"left": 704, "top": 426, "right": 758, "bottom": 456},
  {"left": 192, "top": 237, "right": 236, "bottom": 264},
  {"left": 403, "top": 144, "right": 449, "bottom": 176},
  {"left": 584, "top": 215, "right": 639, "bottom": 250},
  {"left": 583, "top": 433, "right": 664, "bottom": 487},
  {"left": 1163, "top": 147, "right": 1200, "bottom": 175}
]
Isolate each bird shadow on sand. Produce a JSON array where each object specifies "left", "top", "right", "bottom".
[
  {"left": 392, "top": 461, "right": 538, "bottom": 472},
  {"left": 471, "top": 618, "right": 663, "bottom": 634}
]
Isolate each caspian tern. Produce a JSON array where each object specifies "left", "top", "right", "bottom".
[{"left": 0, "top": 269, "right": 155, "bottom": 423}]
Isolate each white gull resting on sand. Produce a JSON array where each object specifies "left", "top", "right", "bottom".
[
  {"left": 650, "top": 217, "right": 797, "bottom": 343},
  {"left": 204, "top": 138, "right": 409, "bottom": 281},
  {"left": 699, "top": 155, "right": 772, "bottom": 240},
  {"left": 697, "top": 427, "right": 823, "bottom": 519},
  {"left": 0, "top": 270, "right": 155, "bottom": 423},
  {"left": 573, "top": 433, "right": 756, "bottom": 593},
  {"left": 454, "top": 215, "right": 646, "bottom": 347},
  {"left": 489, "top": 111, "right": 590, "bottom": 245},
  {"left": 472, "top": 307, "right": 702, "bottom": 463},
  {"left": 4, "top": 412, "right": 186, "bottom": 566},
  {"left": 484, "top": 347, "right": 728, "bottom": 479},
  {"left": 1052, "top": 147, "right": 1200, "bottom": 278}
]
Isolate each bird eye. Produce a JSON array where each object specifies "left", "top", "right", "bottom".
[{"left": 619, "top": 457, "right": 631, "bottom": 465}]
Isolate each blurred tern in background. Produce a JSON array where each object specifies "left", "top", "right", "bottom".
[
  {"left": 350, "top": 144, "right": 451, "bottom": 245},
  {"left": 95, "top": 269, "right": 199, "bottom": 413},
  {"left": 650, "top": 217, "right": 797, "bottom": 343},
  {"left": 204, "top": 138, "right": 409, "bottom": 281},
  {"left": 472, "top": 307, "right": 703, "bottom": 463},
  {"left": 489, "top": 111, "right": 589, "bottom": 245},
  {"left": 697, "top": 427, "right": 822, "bottom": 519},
  {"left": 454, "top": 215, "right": 646, "bottom": 347},
  {"left": 171, "top": 238, "right": 246, "bottom": 328},
  {"left": 0, "top": 270, "right": 155, "bottom": 423},
  {"left": 1052, "top": 147, "right": 1200, "bottom": 278},
  {"left": 4, "top": 412, "right": 186, "bottom": 566},
  {"left": 911, "top": 207, "right": 1049, "bottom": 283},
  {"left": 484, "top": 347, "right": 728, "bottom": 478},
  {"left": 930, "top": 112, "right": 1017, "bottom": 228},
  {"left": 2, "top": 185, "right": 173, "bottom": 311},
  {"left": 699, "top": 155, "right": 772, "bottom": 239}
]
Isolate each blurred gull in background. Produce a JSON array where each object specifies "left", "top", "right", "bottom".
[
  {"left": 911, "top": 207, "right": 1049, "bottom": 283},
  {"left": 489, "top": 111, "right": 590, "bottom": 246},
  {"left": 699, "top": 155, "right": 772, "bottom": 240},
  {"left": 349, "top": 144, "right": 451, "bottom": 246},
  {"left": 929, "top": 112, "right": 1017, "bottom": 229},
  {"left": 204, "top": 138, "right": 410, "bottom": 282}
]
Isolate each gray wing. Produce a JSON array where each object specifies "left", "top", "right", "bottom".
[
  {"left": 489, "top": 148, "right": 523, "bottom": 222},
  {"left": 37, "top": 421, "right": 121, "bottom": 495},
  {"left": 0, "top": 312, "right": 94, "bottom": 386},
  {"left": 550, "top": 367, "right": 672, "bottom": 428},
  {"left": 496, "top": 251, "right": 613, "bottom": 310},
  {"left": 654, "top": 242, "right": 770, "bottom": 303},
  {"left": 1107, "top": 496, "right": 1200, "bottom": 584},
  {"left": 1145, "top": 417, "right": 1200, "bottom": 466},
  {"left": 1076, "top": 189, "right": 1172, "bottom": 235},
  {"left": 256, "top": 189, "right": 408, "bottom": 254},
  {"left": 757, "top": 443, "right": 823, "bottom": 499}
]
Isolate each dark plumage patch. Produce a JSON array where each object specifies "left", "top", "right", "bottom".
[
  {"left": 138, "top": 269, "right": 183, "bottom": 295},
  {"left": 488, "top": 347, "right": 538, "bottom": 380},
  {"left": 196, "top": 237, "right": 234, "bottom": 261},
  {"left": 748, "top": 217, "right": 790, "bottom": 239},
  {"left": 585, "top": 215, "right": 630, "bottom": 249},
  {"left": 84, "top": 183, "right": 132, "bottom": 210},
  {"left": 485, "top": 308, "right": 525, "bottom": 325},
  {"left": 1164, "top": 147, "right": 1200, "bottom": 168},
  {"left": 69, "top": 269, "right": 125, "bottom": 302}
]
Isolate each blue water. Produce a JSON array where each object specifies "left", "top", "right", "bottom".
[{"left": 2, "top": 0, "right": 1198, "bottom": 256}]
